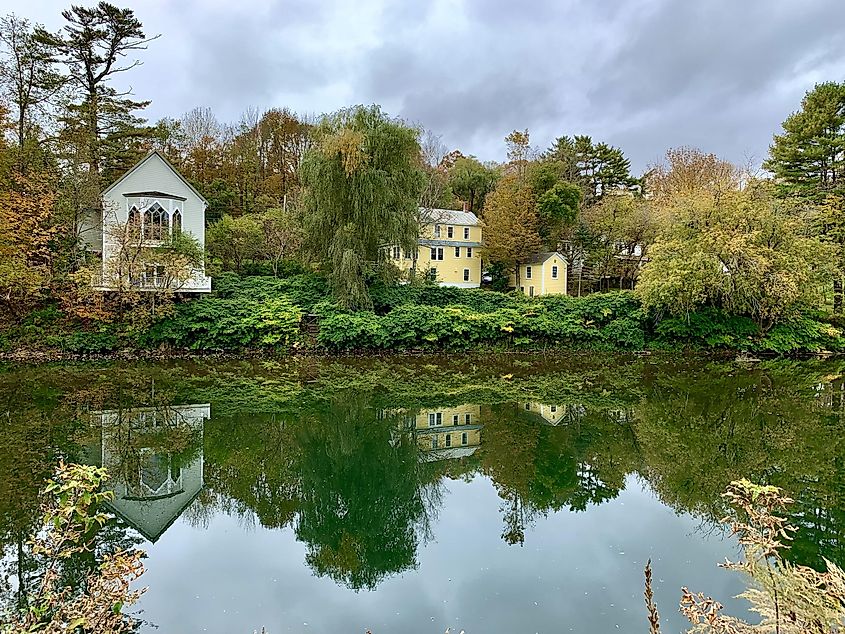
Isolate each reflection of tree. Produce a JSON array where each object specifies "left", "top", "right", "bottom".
[
  {"left": 480, "top": 404, "right": 641, "bottom": 545},
  {"left": 202, "top": 411, "right": 302, "bottom": 530},
  {"left": 0, "top": 376, "right": 85, "bottom": 614},
  {"left": 294, "top": 395, "right": 440, "bottom": 590},
  {"left": 633, "top": 361, "right": 845, "bottom": 568}
]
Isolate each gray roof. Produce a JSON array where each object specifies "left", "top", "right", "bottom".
[
  {"left": 122, "top": 190, "right": 187, "bottom": 201},
  {"left": 523, "top": 252, "right": 565, "bottom": 264},
  {"left": 102, "top": 150, "right": 209, "bottom": 207},
  {"left": 420, "top": 207, "right": 480, "bottom": 226}
]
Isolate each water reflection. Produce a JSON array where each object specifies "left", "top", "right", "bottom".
[
  {"left": 4, "top": 356, "right": 845, "bottom": 631},
  {"left": 87, "top": 404, "right": 208, "bottom": 543},
  {"left": 395, "top": 404, "right": 483, "bottom": 461}
]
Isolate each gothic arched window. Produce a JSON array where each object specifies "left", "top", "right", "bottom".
[
  {"left": 128, "top": 206, "right": 141, "bottom": 237},
  {"left": 144, "top": 203, "right": 167, "bottom": 240},
  {"left": 171, "top": 209, "right": 182, "bottom": 237}
]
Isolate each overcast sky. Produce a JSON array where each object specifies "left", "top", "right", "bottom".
[{"left": 7, "top": 0, "right": 845, "bottom": 173}]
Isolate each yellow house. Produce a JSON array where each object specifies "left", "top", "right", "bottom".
[
  {"left": 389, "top": 207, "right": 483, "bottom": 287},
  {"left": 509, "top": 252, "right": 568, "bottom": 297}
]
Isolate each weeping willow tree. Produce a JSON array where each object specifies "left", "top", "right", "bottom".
[{"left": 300, "top": 105, "right": 424, "bottom": 309}]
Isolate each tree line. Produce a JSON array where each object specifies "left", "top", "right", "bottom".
[{"left": 1, "top": 2, "right": 844, "bottom": 334}]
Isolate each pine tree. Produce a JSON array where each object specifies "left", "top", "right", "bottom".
[
  {"left": 35, "top": 3, "right": 158, "bottom": 187},
  {"left": 765, "top": 81, "right": 845, "bottom": 198}
]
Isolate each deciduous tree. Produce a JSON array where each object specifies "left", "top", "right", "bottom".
[
  {"left": 300, "top": 105, "right": 424, "bottom": 309},
  {"left": 483, "top": 172, "right": 543, "bottom": 286}
]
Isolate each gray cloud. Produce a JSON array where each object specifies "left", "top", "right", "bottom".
[{"left": 5, "top": 0, "right": 845, "bottom": 173}]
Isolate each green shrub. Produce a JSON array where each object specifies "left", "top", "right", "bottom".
[
  {"left": 48, "top": 331, "right": 119, "bottom": 354},
  {"left": 653, "top": 309, "right": 759, "bottom": 349},
  {"left": 144, "top": 296, "right": 303, "bottom": 350},
  {"left": 755, "top": 314, "right": 844, "bottom": 354},
  {"left": 213, "top": 273, "right": 329, "bottom": 311}
]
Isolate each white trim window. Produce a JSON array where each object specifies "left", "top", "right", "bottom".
[
  {"left": 445, "top": 433, "right": 452, "bottom": 448},
  {"left": 551, "top": 265, "right": 558, "bottom": 279},
  {"left": 466, "top": 247, "right": 473, "bottom": 258},
  {"left": 465, "top": 413, "right": 471, "bottom": 424},
  {"left": 463, "top": 227, "right": 470, "bottom": 240},
  {"left": 143, "top": 203, "right": 167, "bottom": 241},
  {"left": 392, "top": 246, "right": 401, "bottom": 259},
  {"left": 128, "top": 206, "right": 141, "bottom": 237},
  {"left": 429, "top": 412, "right": 443, "bottom": 426},
  {"left": 447, "top": 226, "right": 454, "bottom": 238},
  {"left": 430, "top": 247, "right": 444, "bottom": 261},
  {"left": 463, "top": 269, "right": 470, "bottom": 282},
  {"left": 434, "top": 224, "right": 441, "bottom": 238},
  {"left": 461, "top": 432, "right": 468, "bottom": 446},
  {"left": 171, "top": 209, "right": 182, "bottom": 236},
  {"left": 526, "top": 266, "right": 532, "bottom": 279},
  {"left": 452, "top": 414, "right": 459, "bottom": 424},
  {"left": 454, "top": 246, "right": 460, "bottom": 257}
]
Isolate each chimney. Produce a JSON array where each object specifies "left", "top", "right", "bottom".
[{"left": 462, "top": 201, "right": 469, "bottom": 212}]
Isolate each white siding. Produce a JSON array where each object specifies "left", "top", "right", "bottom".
[{"left": 99, "top": 153, "right": 210, "bottom": 292}]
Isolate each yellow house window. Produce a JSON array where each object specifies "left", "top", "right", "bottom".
[
  {"left": 463, "top": 227, "right": 470, "bottom": 240},
  {"left": 552, "top": 265, "right": 558, "bottom": 279},
  {"left": 434, "top": 224, "right": 441, "bottom": 237},
  {"left": 431, "top": 437, "right": 437, "bottom": 449},
  {"left": 445, "top": 433, "right": 452, "bottom": 447},
  {"left": 526, "top": 266, "right": 532, "bottom": 279},
  {"left": 447, "top": 226, "right": 454, "bottom": 238},
  {"left": 461, "top": 432, "right": 468, "bottom": 445},
  {"left": 431, "top": 247, "right": 444, "bottom": 260},
  {"left": 466, "top": 247, "right": 473, "bottom": 258},
  {"left": 454, "top": 246, "right": 460, "bottom": 257},
  {"left": 463, "top": 269, "right": 470, "bottom": 282},
  {"left": 465, "top": 413, "right": 471, "bottom": 424},
  {"left": 452, "top": 414, "right": 459, "bottom": 424}
]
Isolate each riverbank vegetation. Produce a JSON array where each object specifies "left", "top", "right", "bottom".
[{"left": 1, "top": 4, "right": 845, "bottom": 356}]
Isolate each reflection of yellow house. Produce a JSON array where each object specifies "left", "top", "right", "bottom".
[
  {"left": 395, "top": 404, "right": 483, "bottom": 461},
  {"left": 509, "top": 252, "right": 568, "bottom": 297},
  {"left": 388, "top": 207, "right": 483, "bottom": 287},
  {"left": 521, "top": 402, "right": 585, "bottom": 426},
  {"left": 90, "top": 404, "right": 209, "bottom": 543}
]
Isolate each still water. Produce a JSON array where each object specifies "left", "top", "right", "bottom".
[{"left": 3, "top": 354, "right": 845, "bottom": 632}]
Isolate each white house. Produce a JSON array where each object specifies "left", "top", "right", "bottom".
[{"left": 81, "top": 150, "right": 211, "bottom": 292}]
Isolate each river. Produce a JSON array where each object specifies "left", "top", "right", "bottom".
[{"left": 3, "top": 354, "right": 844, "bottom": 632}]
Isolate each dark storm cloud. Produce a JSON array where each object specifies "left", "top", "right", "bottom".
[{"left": 6, "top": 0, "right": 845, "bottom": 172}]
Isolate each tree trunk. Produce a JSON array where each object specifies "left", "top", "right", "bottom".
[{"left": 835, "top": 277, "right": 843, "bottom": 314}]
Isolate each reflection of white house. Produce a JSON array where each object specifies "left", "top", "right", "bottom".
[
  {"left": 91, "top": 404, "right": 209, "bottom": 543},
  {"left": 521, "top": 402, "right": 586, "bottom": 426},
  {"left": 81, "top": 150, "right": 211, "bottom": 292}
]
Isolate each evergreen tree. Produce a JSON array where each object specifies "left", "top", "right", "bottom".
[
  {"left": 35, "top": 3, "right": 158, "bottom": 186},
  {"left": 765, "top": 82, "right": 845, "bottom": 311},
  {"left": 765, "top": 81, "right": 845, "bottom": 198}
]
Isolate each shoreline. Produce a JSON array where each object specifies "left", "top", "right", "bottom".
[{"left": 0, "top": 345, "right": 829, "bottom": 365}]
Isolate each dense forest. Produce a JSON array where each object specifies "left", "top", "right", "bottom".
[{"left": 2, "top": 3, "right": 845, "bottom": 355}]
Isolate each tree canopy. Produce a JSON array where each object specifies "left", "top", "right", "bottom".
[{"left": 300, "top": 105, "right": 424, "bottom": 309}]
